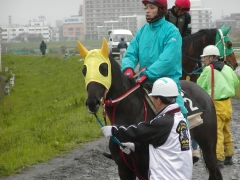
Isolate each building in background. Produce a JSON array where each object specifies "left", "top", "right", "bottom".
[
  {"left": 62, "top": 16, "right": 84, "bottom": 41},
  {"left": 216, "top": 13, "right": 240, "bottom": 29},
  {"left": 82, "top": 0, "right": 145, "bottom": 40},
  {"left": 1, "top": 16, "right": 50, "bottom": 42},
  {"left": 49, "top": 27, "right": 60, "bottom": 42},
  {"left": 97, "top": 15, "right": 146, "bottom": 40},
  {"left": 1, "top": 25, "right": 50, "bottom": 43},
  {"left": 55, "top": 20, "right": 64, "bottom": 41},
  {"left": 190, "top": 0, "right": 214, "bottom": 33},
  {"left": 82, "top": 0, "right": 215, "bottom": 39}
]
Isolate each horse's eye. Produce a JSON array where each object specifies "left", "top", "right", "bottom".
[
  {"left": 82, "top": 65, "right": 87, "bottom": 76},
  {"left": 226, "top": 41, "right": 232, "bottom": 49},
  {"left": 99, "top": 63, "right": 108, "bottom": 77}
]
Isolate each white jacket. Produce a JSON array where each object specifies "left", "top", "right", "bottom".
[{"left": 112, "top": 103, "right": 193, "bottom": 180}]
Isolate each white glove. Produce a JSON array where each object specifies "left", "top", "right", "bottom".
[
  {"left": 101, "top": 126, "right": 112, "bottom": 137},
  {"left": 120, "top": 142, "right": 135, "bottom": 154}
]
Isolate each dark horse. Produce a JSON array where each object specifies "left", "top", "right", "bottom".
[
  {"left": 182, "top": 25, "right": 238, "bottom": 83},
  {"left": 78, "top": 38, "right": 223, "bottom": 180}
]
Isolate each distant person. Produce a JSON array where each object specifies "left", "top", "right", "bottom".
[
  {"left": 40, "top": 40, "right": 47, "bottom": 55},
  {"left": 117, "top": 38, "right": 128, "bottom": 62}
]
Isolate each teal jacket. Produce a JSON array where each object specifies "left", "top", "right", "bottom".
[
  {"left": 121, "top": 17, "right": 187, "bottom": 115},
  {"left": 121, "top": 17, "right": 182, "bottom": 86},
  {"left": 197, "top": 61, "right": 239, "bottom": 100}
]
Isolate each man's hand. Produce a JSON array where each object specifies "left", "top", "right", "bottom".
[
  {"left": 101, "top": 126, "right": 112, "bottom": 137},
  {"left": 123, "top": 68, "right": 134, "bottom": 78},
  {"left": 136, "top": 75, "right": 148, "bottom": 84},
  {"left": 120, "top": 142, "right": 135, "bottom": 154}
]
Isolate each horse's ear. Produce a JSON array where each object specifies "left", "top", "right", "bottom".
[
  {"left": 100, "top": 38, "right": 109, "bottom": 59},
  {"left": 221, "top": 25, "right": 231, "bottom": 36},
  {"left": 77, "top": 41, "right": 89, "bottom": 59},
  {"left": 223, "top": 26, "right": 231, "bottom": 36}
]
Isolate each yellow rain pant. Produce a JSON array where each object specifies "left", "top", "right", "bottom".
[{"left": 214, "top": 98, "right": 235, "bottom": 161}]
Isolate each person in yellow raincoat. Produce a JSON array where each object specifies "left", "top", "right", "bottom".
[{"left": 197, "top": 45, "right": 239, "bottom": 168}]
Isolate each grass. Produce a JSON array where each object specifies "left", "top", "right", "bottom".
[{"left": 0, "top": 54, "right": 103, "bottom": 177}]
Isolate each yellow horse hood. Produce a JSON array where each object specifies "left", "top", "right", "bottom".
[{"left": 78, "top": 38, "right": 112, "bottom": 90}]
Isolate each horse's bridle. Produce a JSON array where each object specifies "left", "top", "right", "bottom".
[
  {"left": 215, "top": 29, "right": 235, "bottom": 70},
  {"left": 215, "top": 29, "right": 227, "bottom": 60}
]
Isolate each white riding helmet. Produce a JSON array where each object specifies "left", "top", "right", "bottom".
[
  {"left": 148, "top": 77, "right": 179, "bottom": 97},
  {"left": 200, "top": 45, "right": 220, "bottom": 57}
]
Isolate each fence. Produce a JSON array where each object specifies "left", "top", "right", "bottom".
[{"left": 7, "top": 49, "right": 34, "bottom": 54}]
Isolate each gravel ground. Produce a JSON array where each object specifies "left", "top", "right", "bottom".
[{"left": 1, "top": 98, "right": 240, "bottom": 180}]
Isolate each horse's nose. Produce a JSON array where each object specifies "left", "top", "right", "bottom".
[{"left": 86, "top": 98, "right": 101, "bottom": 113}]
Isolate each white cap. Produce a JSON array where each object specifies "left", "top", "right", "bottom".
[
  {"left": 200, "top": 45, "right": 220, "bottom": 57},
  {"left": 148, "top": 77, "right": 179, "bottom": 97}
]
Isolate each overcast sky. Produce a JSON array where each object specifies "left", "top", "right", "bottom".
[{"left": 0, "top": 0, "right": 239, "bottom": 27}]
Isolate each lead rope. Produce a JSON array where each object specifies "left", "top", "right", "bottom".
[
  {"left": 94, "top": 114, "right": 124, "bottom": 147},
  {"left": 97, "top": 102, "right": 147, "bottom": 180},
  {"left": 209, "top": 64, "right": 214, "bottom": 101},
  {"left": 99, "top": 68, "right": 148, "bottom": 180}
]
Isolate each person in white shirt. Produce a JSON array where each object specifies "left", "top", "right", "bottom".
[{"left": 102, "top": 77, "right": 193, "bottom": 180}]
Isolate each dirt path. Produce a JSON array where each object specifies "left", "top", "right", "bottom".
[{"left": 1, "top": 98, "right": 240, "bottom": 180}]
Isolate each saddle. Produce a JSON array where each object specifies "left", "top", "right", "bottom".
[{"left": 143, "top": 83, "right": 204, "bottom": 129}]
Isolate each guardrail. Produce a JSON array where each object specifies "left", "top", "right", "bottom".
[{"left": 234, "top": 48, "right": 240, "bottom": 54}]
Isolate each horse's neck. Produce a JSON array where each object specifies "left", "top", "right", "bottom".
[
  {"left": 107, "top": 61, "right": 155, "bottom": 124},
  {"left": 106, "top": 86, "right": 155, "bottom": 125}
]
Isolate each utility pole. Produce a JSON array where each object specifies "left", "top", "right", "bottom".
[{"left": 0, "top": 27, "right": 2, "bottom": 72}]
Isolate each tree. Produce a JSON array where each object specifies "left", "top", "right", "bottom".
[{"left": 12, "top": 32, "right": 44, "bottom": 42}]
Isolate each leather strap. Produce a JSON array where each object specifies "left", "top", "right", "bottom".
[{"left": 209, "top": 64, "right": 214, "bottom": 101}]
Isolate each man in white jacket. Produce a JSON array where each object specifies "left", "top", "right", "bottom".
[{"left": 102, "top": 77, "right": 193, "bottom": 180}]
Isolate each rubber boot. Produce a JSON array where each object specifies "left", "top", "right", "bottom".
[
  {"left": 224, "top": 156, "right": 233, "bottom": 165},
  {"left": 102, "top": 151, "right": 113, "bottom": 160},
  {"left": 217, "top": 160, "right": 224, "bottom": 168},
  {"left": 192, "top": 150, "right": 200, "bottom": 164}
]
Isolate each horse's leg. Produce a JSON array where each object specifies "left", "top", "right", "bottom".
[
  {"left": 109, "top": 141, "right": 137, "bottom": 180},
  {"left": 180, "top": 80, "right": 223, "bottom": 179},
  {"left": 192, "top": 126, "right": 223, "bottom": 180},
  {"left": 117, "top": 154, "right": 149, "bottom": 180},
  {"left": 118, "top": 162, "right": 136, "bottom": 180}
]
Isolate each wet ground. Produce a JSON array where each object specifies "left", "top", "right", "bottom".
[{"left": 1, "top": 98, "right": 240, "bottom": 180}]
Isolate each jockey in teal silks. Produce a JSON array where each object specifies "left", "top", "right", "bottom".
[
  {"left": 102, "top": 0, "right": 188, "bottom": 161},
  {"left": 121, "top": 0, "right": 187, "bottom": 117}
]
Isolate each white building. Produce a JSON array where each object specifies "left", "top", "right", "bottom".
[
  {"left": 190, "top": 0, "right": 214, "bottom": 33},
  {"left": 1, "top": 25, "right": 50, "bottom": 43},
  {"left": 97, "top": 15, "right": 146, "bottom": 39},
  {"left": 49, "top": 27, "right": 60, "bottom": 42},
  {"left": 83, "top": 0, "right": 144, "bottom": 39},
  {"left": 1, "top": 17, "right": 50, "bottom": 43}
]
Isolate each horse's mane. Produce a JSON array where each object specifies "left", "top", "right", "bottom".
[
  {"left": 182, "top": 28, "right": 217, "bottom": 54},
  {"left": 108, "top": 55, "right": 146, "bottom": 100}
]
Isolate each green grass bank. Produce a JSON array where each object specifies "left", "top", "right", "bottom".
[{"left": 0, "top": 54, "right": 102, "bottom": 177}]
